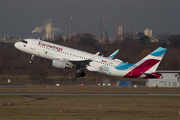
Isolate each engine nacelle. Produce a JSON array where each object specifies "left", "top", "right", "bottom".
[{"left": 52, "top": 59, "right": 72, "bottom": 69}]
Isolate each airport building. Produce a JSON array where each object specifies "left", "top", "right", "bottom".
[
  {"left": 146, "top": 70, "right": 180, "bottom": 87},
  {"left": 144, "top": 28, "right": 152, "bottom": 38}
]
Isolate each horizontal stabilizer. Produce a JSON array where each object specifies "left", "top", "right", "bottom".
[{"left": 143, "top": 72, "right": 163, "bottom": 78}]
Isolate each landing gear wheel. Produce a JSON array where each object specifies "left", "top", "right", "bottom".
[
  {"left": 80, "top": 72, "right": 85, "bottom": 77},
  {"left": 30, "top": 55, "right": 34, "bottom": 64},
  {"left": 29, "top": 60, "right": 33, "bottom": 64},
  {"left": 75, "top": 73, "right": 81, "bottom": 78},
  {"left": 75, "top": 71, "right": 86, "bottom": 78}
]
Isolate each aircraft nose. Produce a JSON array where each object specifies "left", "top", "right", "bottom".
[
  {"left": 14, "top": 42, "right": 18, "bottom": 48},
  {"left": 14, "top": 42, "right": 20, "bottom": 49}
]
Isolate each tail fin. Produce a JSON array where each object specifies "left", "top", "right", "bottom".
[
  {"left": 124, "top": 47, "right": 167, "bottom": 78},
  {"left": 137, "top": 47, "right": 167, "bottom": 73}
]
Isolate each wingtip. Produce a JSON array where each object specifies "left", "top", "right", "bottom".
[{"left": 96, "top": 52, "right": 100, "bottom": 55}]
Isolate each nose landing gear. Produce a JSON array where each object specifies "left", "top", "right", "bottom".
[{"left": 29, "top": 55, "right": 34, "bottom": 64}]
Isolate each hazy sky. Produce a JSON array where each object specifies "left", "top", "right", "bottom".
[{"left": 0, "top": 0, "right": 179, "bottom": 39}]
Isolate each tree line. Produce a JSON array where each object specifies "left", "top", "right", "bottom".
[{"left": 0, "top": 33, "right": 179, "bottom": 80}]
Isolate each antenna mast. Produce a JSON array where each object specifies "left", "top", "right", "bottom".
[
  {"left": 86, "top": 16, "right": 110, "bottom": 42},
  {"left": 69, "top": 15, "right": 72, "bottom": 37}
]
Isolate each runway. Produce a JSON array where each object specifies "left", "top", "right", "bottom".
[{"left": 0, "top": 92, "right": 180, "bottom": 96}]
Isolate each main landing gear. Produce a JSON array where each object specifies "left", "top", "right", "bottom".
[
  {"left": 76, "top": 70, "right": 85, "bottom": 78},
  {"left": 29, "top": 55, "right": 34, "bottom": 64}
]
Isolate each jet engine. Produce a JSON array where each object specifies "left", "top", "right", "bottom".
[{"left": 52, "top": 59, "right": 72, "bottom": 69}]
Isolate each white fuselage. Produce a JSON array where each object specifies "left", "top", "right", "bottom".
[
  {"left": 14, "top": 38, "right": 166, "bottom": 79},
  {"left": 14, "top": 39, "right": 130, "bottom": 77}
]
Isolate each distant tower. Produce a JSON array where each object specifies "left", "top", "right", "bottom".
[
  {"left": 42, "top": 19, "right": 52, "bottom": 40},
  {"left": 42, "top": 19, "right": 58, "bottom": 41},
  {"left": 118, "top": 26, "right": 123, "bottom": 41},
  {"left": 101, "top": 16, "right": 110, "bottom": 42},
  {"left": 144, "top": 28, "right": 152, "bottom": 38},
  {"left": 46, "top": 22, "right": 52, "bottom": 40},
  {"left": 105, "top": 29, "right": 109, "bottom": 42},
  {"left": 4, "top": 34, "right": 9, "bottom": 41},
  {"left": 100, "top": 19, "right": 103, "bottom": 42},
  {"left": 85, "top": 15, "right": 110, "bottom": 42},
  {"left": 32, "top": 19, "right": 59, "bottom": 40},
  {"left": 69, "top": 15, "right": 72, "bottom": 37}
]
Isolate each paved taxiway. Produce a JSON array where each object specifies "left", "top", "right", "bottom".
[{"left": 0, "top": 92, "right": 179, "bottom": 96}]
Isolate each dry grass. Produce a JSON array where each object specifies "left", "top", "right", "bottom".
[
  {"left": 0, "top": 95, "right": 180, "bottom": 120},
  {"left": 0, "top": 86, "right": 180, "bottom": 120}
]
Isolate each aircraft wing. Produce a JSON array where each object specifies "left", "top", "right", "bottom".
[
  {"left": 109, "top": 49, "right": 119, "bottom": 59},
  {"left": 53, "top": 52, "right": 100, "bottom": 68}
]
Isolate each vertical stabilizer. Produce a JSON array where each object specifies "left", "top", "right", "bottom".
[
  {"left": 124, "top": 47, "right": 167, "bottom": 78},
  {"left": 137, "top": 47, "right": 167, "bottom": 73}
]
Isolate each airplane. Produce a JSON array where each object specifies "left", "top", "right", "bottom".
[{"left": 14, "top": 38, "right": 167, "bottom": 78}]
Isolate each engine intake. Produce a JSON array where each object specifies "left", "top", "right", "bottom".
[{"left": 52, "top": 59, "right": 72, "bottom": 69}]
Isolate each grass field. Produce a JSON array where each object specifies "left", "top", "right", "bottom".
[{"left": 0, "top": 86, "right": 180, "bottom": 120}]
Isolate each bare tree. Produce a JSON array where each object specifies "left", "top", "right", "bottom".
[{"left": 155, "top": 32, "right": 170, "bottom": 47}]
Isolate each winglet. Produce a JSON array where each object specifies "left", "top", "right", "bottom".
[
  {"left": 109, "top": 49, "right": 119, "bottom": 59},
  {"left": 88, "top": 52, "right": 100, "bottom": 62}
]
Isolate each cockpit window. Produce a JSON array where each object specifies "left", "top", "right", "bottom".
[{"left": 22, "top": 40, "right": 28, "bottom": 44}]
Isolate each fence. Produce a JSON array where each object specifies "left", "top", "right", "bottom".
[
  {"left": 0, "top": 76, "right": 146, "bottom": 86},
  {"left": 0, "top": 78, "right": 105, "bottom": 85}
]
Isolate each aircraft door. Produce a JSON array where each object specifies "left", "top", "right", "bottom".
[{"left": 31, "top": 41, "right": 37, "bottom": 50}]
